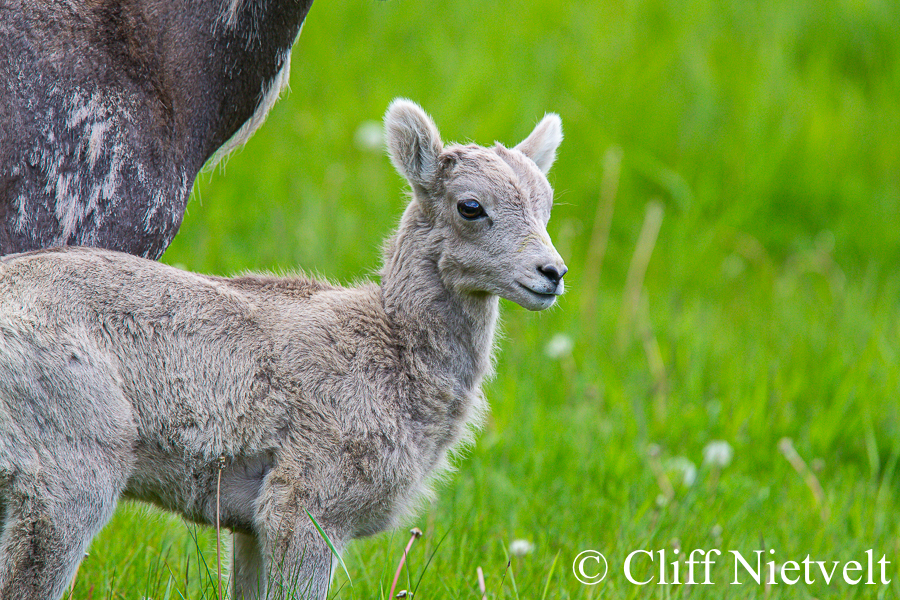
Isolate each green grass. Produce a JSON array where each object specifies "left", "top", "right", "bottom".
[{"left": 68, "top": 0, "right": 900, "bottom": 597}]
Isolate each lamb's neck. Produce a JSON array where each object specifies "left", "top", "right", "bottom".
[{"left": 380, "top": 205, "right": 499, "bottom": 394}]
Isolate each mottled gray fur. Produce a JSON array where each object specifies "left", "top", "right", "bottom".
[
  {"left": 0, "top": 0, "right": 313, "bottom": 259},
  {"left": 0, "top": 100, "right": 567, "bottom": 600}
]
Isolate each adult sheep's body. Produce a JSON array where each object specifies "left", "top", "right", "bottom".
[{"left": 0, "top": 0, "right": 313, "bottom": 258}]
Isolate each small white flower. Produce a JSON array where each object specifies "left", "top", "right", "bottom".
[
  {"left": 543, "top": 333, "right": 574, "bottom": 360},
  {"left": 509, "top": 539, "right": 535, "bottom": 556},
  {"left": 354, "top": 120, "right": 384, "bottom": 152},
  {"left": 702, "top": 440, "right": 734, "bottom": 468}
]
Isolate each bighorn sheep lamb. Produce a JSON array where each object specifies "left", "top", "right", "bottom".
[
  {"left": 0, "top": 0, "right": 314, "bottom": 258},
  {"left": 0, "top": 99, "right": 567, "bottom": 600}
]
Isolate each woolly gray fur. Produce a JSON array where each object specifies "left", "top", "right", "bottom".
[{"left": 0, "top": 99, "right": 567, "bottom": 599}]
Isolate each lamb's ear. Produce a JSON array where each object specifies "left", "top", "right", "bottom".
[
  {"left": 384, "top": 99, "right": 444, "bottom": 192},
  {"left": 514, "top": 113, "right": 563, "bottom": 174}
]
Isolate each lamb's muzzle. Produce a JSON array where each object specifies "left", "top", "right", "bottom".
[
  {"left": 0, "top": 99, "right": 567, "bottom": 600},
  {"left": 538, "top": 263, "right": 567, "bottom": 286}
]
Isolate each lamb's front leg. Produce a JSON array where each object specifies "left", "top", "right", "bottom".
[
  {"left": 264, "top": 523, "right": 335, "bottom": 600},
  {"left": 231, "top": 524, "right": 334, "bottom": 600},
  {"left": 248, "top": 474, "right": 340, "bottom": 600}
]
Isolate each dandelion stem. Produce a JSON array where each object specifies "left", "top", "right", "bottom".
[
  {"left": 389, "top": 527, "right": 423, "bottom": 599},
  {"left": 477, "top": 566, "right": 487, "bottom": 600},
  {"left": 216, "top": 456, "right": 225, "bottom": 600}
]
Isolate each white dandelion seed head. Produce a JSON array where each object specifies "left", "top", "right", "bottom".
[
  {"left": 543, "top": 333, "right": 574, "bottom": 360},
  {"left": 509, "top": 539, "right": 535, "bottom": 556},
  {"left": 354, "top": 120, "right": 384, "bottom": 152},
  {"left": 702, "top": 440, "right": 734, "bottom": 468}
]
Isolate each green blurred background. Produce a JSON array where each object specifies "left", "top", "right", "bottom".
[{"left": 79, "top": 0, "right": 900, "bottom": 598}]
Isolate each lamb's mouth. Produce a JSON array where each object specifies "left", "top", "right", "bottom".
[{"left": 517, "top": 282, "right": 560, "bottom": 300}]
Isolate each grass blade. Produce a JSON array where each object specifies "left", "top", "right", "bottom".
[
  {"left": 540, "top": 551, "right": 560, "bottom": 600},
  {"left": 413, "top": 527, "right": 451, "bottom": 596},
  {"left": 305, "top": 508, "right": 352, "bottom": 586}
]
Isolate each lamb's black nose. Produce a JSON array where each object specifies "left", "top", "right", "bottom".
[{"left": 538, "top": 264, "right": 568, "bottom": 285}]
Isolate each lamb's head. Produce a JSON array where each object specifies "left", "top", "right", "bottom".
[{"left": 384, "top": 99, "right": 567, "bottom": 311}]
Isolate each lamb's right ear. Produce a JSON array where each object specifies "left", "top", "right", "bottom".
[
  {"left": 384, "top": 99, "right": 444, "bottom": 192},
  {"left": 514, "top": 113, "right": 563, "bottom": 174}
]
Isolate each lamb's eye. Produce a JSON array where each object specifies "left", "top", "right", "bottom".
[{"left": 457, "top": 199, "right": 485, "bottom": 220}]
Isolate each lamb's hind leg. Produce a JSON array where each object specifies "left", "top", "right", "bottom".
[
  {"left": 0, "top": 326, "right": 135, "bottom": 599},
  {"left": 0, "top": 459, "right": 124, "bottom": 600}
]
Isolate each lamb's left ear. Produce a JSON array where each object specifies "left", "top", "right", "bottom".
[
  {"left": 384, "top": 99, "right": 444, "bottom": 192},
  {"left": 514, "top": 113, "right": 563, "bottom": 174}
]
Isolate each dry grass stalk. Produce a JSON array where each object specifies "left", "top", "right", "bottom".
[
  {"left": 778, "top": 437, "right": 829, "bottom": 521},
  {"left": 580, "top": 146, "right": 623, "bottom": 326},
  {"left": 638, "top": 295, "right": 668, "bottom": 417},
  {"left": 617, "top": 200, "right": 664, "bottom": 352}
]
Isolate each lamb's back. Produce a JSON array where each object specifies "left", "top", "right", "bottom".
[{"left": 0, "top": 247, "right": 354, "bottom": 457}]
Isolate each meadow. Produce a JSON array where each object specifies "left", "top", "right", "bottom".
[{"left": 70, "top": 0, "right": 900, "bottom": 598}]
